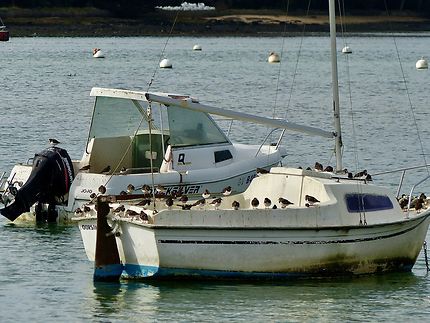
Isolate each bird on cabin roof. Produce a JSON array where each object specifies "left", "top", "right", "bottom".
[
  {"left": 222, "top": 186, "right": 232, "bottom": 196},
  {"left": 264, "top": 197, "right": 271, "bottom": 209},
  {"left": 232, "top": 200, "right": 240, "bottom": 210},
  {"left": 127, "top": 184, "right": 135, "bottom": 194},
  {"left": 314, "top": 162, "right": 323, "bottom": 171},
  {"left": 210, "top": 197, "right": 222, "bottom": 210},
  {"left": 165, "top": 197, "right": 174, "bottom": 209},
  {"left": 202, "top": 189, "right": 210, "bottom": 199},
  {"left": 324, "top": 165, "right": 334, "bottom": 172},
  {"left": 100, "top": 165, "right": 111, "bottom": 174},
  {"left": 305, "top": 195, "right": 320, "bottom": 207},
  {"left": 251, "top": 198, "right": 259, "bottom": 209},
  {"left": 278, "top": 197, "right": 293, "bottom": 208},
  {"left": 98, "top": 185, "right": 106, "bottom": 194},
  {"left": 49, "top": 138, "right": 60, "bottom": 146},
  {"left": 79, "top": 164, "right": 91, "bottom": 171}
]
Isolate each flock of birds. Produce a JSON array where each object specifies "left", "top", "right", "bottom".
[{"left": 397, "top": 193, "right": 429, "bottom": 212}]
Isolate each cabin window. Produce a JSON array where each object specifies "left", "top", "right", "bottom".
[
  {"left": 214, "top": 150, "right": 233, "bottom": 163},
  {"left": 167, "top": 105, "right": 229, "bottom": 147},
  {"left": 345, "top": 194, "right": 393, "bottom": 212}
]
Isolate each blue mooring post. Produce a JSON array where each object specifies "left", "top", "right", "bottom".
[{"left": 93, "top": 196, "right": 123, "bottom": 281}]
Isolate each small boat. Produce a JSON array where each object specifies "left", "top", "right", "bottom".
[
  {"left": 0, "top": 17, "right": 9, "bottom": 41},
  {"left": 0, "top": 88, "right": 289, "bottom": 223},
  {"left": 416, "top": 57, "right": 428, "bottom": 70},
  {"left": 268, "top": 52, "right": 280, "bottom": 63},
  {"left": 74, "top": 0, "right": 430, "bottom": 281},
  {"left": 193, "top": 44, "right": 202, "bottom": 51},
  {"left": 92, "top": 48, "right": 104, "bottom": 58}
]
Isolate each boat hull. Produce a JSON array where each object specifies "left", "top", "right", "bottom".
[{"left": 78, "top": 212, "right": 430, "bottom": 279}]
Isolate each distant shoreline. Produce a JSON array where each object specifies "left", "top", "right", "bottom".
[{"left": 2, "top": 8, "right": 430, "bottom": 37}]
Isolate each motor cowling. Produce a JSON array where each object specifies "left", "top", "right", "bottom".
[{"left": 0, "top": 147, "right": 74, "bottom": 222}]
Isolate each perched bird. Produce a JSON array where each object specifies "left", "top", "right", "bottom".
[
  {"left": 251, "top": 197, "right": 259, "bottom": 209},
  {"left": 305, "top": 194, "right": 320, "bottom": 207},
  {"left": 210, "top": 197, "right": 222, "bottom": 210},
  {"left": 278, "top": 197, "right": 293, "bottom": 208},
  {"left": 306, "top": 167, "right": 312, "bottom": 171},
  {"left": 79, "top": 164, "right": 91, "bottom": 171},
  {"left": 179, "top": 195, "right": 189, "bottom": 204},
  {"left": 256, "top": 168, "right": 269, "bottom": 176},
  {"left": 83, "top": 205, "right": 91, "bottom": 213},
  {"left": 232, "top": 200, "right": 240, "bottom": 210},
  {"left": 127, "top": 184, "right": 135, "bottom": 194},
  {"left": 125, "top": 209, "right": 139, "bottom": 217},
  {"left": 156, "top": 185, "right": 166, "bottom": 195},
  {"left": 324, "top": 165, "right": 334, "bottom": 172},
  {"left": 49, "top": 138, "right": 61, "bottom": 146},
  {"left": 178, "top": 203, "right": 194, "bottom": 210},
  {"left": 120, "top": 190, "right": 127, "bottom": 195},
  {"left": 264, "top": 197, "right": 271, "bottom": 208},
  {"left": 165, "top": 197, "right": 174, "bottom": 209},
  {"left": 141, "top": 185, "right": 151, "bottom": 195},
  {"left": 74, "top": 208, "right": 83, "bottom": 216},
  {"left": 113, "top": 205, "right": 125, "bottom": 213},
  {"left": 120, "top": 167, "right": 127, "bottom": 174},
  {"left": 194, "top": 198, "right": 206, "bottom": 209},
  {"left": 140, "top": 212, "right": 149, "bottom": 222},
  {"left": 89, "top": 193, "right": 97, "bottom": 199},
  {"left": 136, "top": 199, "right": 151, "bottom": 207},
  {"left": 98, "top": 185, "right": 106, "bottom": 194},
  {"left": 272, "top": 205, "right": 277, "bottom": 209},
  {"left": 314, "top": 162, "right": 323, "bottom": 171},
  {"left": 354, "top": 170, "right": 368, "bottom": 178},
  {"left": 222, "top": 186, "right": 232, "bottom": 196},
  {"left": 100, "top": 165, "right": 111, "bottom": 174},
  {"left": 202, "top": 189, "right": 210, "bottom": 199}
]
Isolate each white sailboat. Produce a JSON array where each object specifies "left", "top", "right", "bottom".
[{"left": 74, "top": 0, "right": 430, "bottom": 281}]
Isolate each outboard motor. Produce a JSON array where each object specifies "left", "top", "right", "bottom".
[{"left": 0, "top": 147, "right": 74, "bottom": 222}]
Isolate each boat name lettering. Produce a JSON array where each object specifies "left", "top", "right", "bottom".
[
  {"left": 81, "top": 224, "right": 97, "bottom": 230},
  {"left": 81, "top": 188, "right": 93, "bottom": 194},
  {"left": 165, "top": 185, "right": 201, "bottom": 195}
]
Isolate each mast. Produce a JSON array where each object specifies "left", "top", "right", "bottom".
[{"left": 329, "top": 0, "right": 343, "bottom": 172}]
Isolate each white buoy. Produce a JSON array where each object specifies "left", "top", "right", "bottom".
[
  {"left": 159, "top": 58, "right": 172, "bottom": 68},
  {"left": 268, "top": 52, "right": 280, "bottom": 63},
  {"left": 193, "top": 44, "right": 202, "bottom": 51},
  {"left": 342, "top": 46, "right": 352, "bottom": 54},
  {"left": 92, "top": 48, "right": 105, "bottom": 58},
  {"left": 416, "top": 57, "right": 428, "bottom": 70}
]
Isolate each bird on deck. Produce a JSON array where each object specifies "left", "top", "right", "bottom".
[
  {"left": 410, "top": 196, "right": 425, "bottom": 211},
  {"left": 49, "top": 138, "right": 61, "bottom": 146},
  {"left": 141, "top": 185, "right": 151, "bottom": 195},
  {"left": 120, "top": 167, "right": 127, "bottom": 174},
  {"left": 251, "top": 198, "right": 259, "bottom": 209},
  {"left": 194, "top": 198, "right": 206, "bottom": 209},
  {"left": 89, "top": 193, "right": 97, "bottom": 200},
  {"left": 179, "top": 195, "right": 189, "bottom": 204},
  {"left": 165, "top": 197, "right": 174, "bottom": 209},
  {"left": 178, "top": 203, "right": 194, "bottom": 210},
  {"left": 264, "top": 197, "right": 271, "bottom": 208},
  {"left": 210, "top": 197, "right": 222, "bottom": 210},
  {"left": 74, "top": 208, "right": 83, "bottom": 216},
  {"left": 79, "top": 164, "right": 91, "bottom": 171},
  {"left": 100, "top": 165, "right": 111, "bottom": 174},
  {"left": 156, "top": 185, "right": 166, "bottom": 195},
  {"left": 202, "top": 189, "right": 211, "bottom": 199},
  {"left": 98, "top": 185, "right": 106, "bottom": 194},
  {"left": 232, "top": 200, "right": 240, "bottom": 210},
  {"left": 256, "top": 168, "right": 269, "bottom": 176},
  {"left": 324, "top": 165, "right": 334, "bottom": 172},
  {"left": 305, "top": 195, "right": 320, "bottom": 207},
  {"left": 136, "top": 199, "right": 151, "bottom": 207},
  {"left": 83, "top": 205, "right": 91, "bottom": 213},
  {"left": 125, "top": 209, "right": 140, "bottom": 217},
  {"left": 354, "top": 170, "right": 368, "bottom": 178},
  {"left": 222, "top": 186, "right": 232, "bottom": 196},
  {"left": 278, "top": 197, "right": 293, "bottom": 208},
  {"left": 272, "top": 205, "right": 277, "bottom": 209},
  {"left": 113, "top": 205, "right": 125, "bottom": 213},
  {"left": 127, "top": 184, "right": 135, "bottom": 194},
  {"left": 314, "top": 162, "right": 323, "bottom": 171},
  {"left": 140, "top": 212, "right": 149, "bottom": 222}
]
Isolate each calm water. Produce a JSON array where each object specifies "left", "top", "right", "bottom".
[{"left": 1, "top": 35, "right": 430, "bottom": 321}]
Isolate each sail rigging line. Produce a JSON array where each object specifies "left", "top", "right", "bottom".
[
  {"left": 276, "top": 0, "right": 313, "bottom": 149},
  {"left": 382, "top": 0, "right": 429, "bottom": 176},
  {"left": 272, "top": 0, "right": 290, "bottom": 119},
  {"left": 146, "top": 10, "right": 180, "bottom": 92}
]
